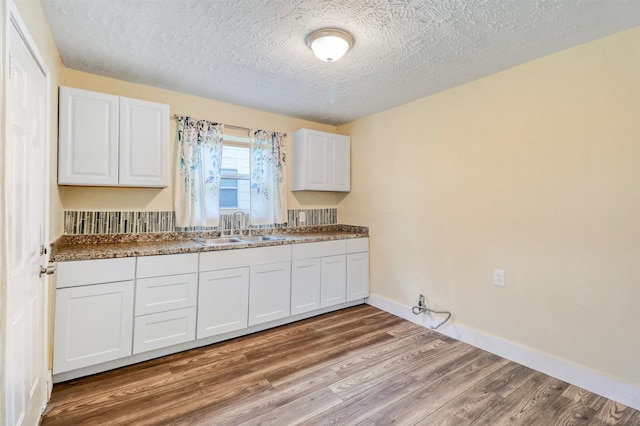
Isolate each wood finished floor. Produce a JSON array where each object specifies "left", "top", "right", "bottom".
[{"left": 42, "top": 305, "right": 640, "bottom": 425}]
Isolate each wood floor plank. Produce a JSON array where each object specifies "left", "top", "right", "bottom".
[
  {"left": 365, "top": 351, "right": 509, "bottom": 425},
  {"left": 592, "top": 399, "right": 637, "bottom": 425},
  {"left": 329, "top": 330, "right": 439, "bottom": 378},
  {"left": 471, "top": 373, "right": 566, "bottom": 425},
  {"left": 42, "top": 379, "right": 202, "bottom": 426},
  {"left": 237, "top": 386, "right": 343, "bottom": 426},
  {"left": 530, "top": 395, "right": 595, "bottom": 425},
  {"left": 41, "top": 305, "right": 640, "bottom": 425},
  {"left": 329, "top": 339, "right": 472, "bottom": 400},
  {"left": 44, "top": 362, "right": 174, "bottom": 410},
  {"left": 563, "top": 384, "right": 608, "bottom": 411},
  {"left": 416, "top": 362, "right": 533, "bottom": 425},
  {"left": 303, "top": 343, "right": 484, "bottom": 424},
  {"left": 265, "top": 330, "right": 396, "bottom": 387},
  {"left": 176, "top": 367, "right": 342, "bottom": 425}
]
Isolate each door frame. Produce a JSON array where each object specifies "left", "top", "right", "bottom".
[{"left": 1, "top": 0, "right": 53, "bottom": 419}]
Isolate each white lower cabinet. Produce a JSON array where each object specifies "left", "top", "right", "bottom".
[
  {"left": 292, "top": 240, "right": 348, "bottom": 311},
  {"left": 249, "top": 261, "right": 291, "bottom": 326},
  {"left": 291, "top": 258, "right": 321, "bottom": 315},
  {"left": 54, "top": 280, "right": 134, "bottom": 374},
  {"left": 53, "top": 238, "right": 367, "bottom": 379},
  {"left": 347, "top": 238, "right": 370, "bottom": 302},
  {"left": 321, "top": 255, "right": 347, "bottom": 307},
  {"left": 197, "top": 267, "right": 249, "bottom": 339}
]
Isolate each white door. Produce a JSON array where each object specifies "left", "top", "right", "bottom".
[{"left": 3, "top": 17, "right": 49, "bottom": 426}]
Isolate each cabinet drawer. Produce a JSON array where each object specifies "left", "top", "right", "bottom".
[
  {"left": 57, "top": 258, "right": 136, "bottom": 288},
  {"left": 247, "top": 245, "right": 291, "bottom": 265},
  {"left": 200, "top": 249, "right": 252, "bottom": 271},
  {"left": 292, "top": 240, "right": 346, "bottom": 260},
  {"left": 347, "top": 238, "right": 369, "bottom": 253},
  {"left": 133, "top": 307, "right": 196, "bottom": 354},
  {"left": 199, "top": 245, "right": 291, "bottom": 271},
  {"left": 135, "top": 273, "right": 197, "bottom": 315},
  {"left": 137, "top": 253, "right": 198, "bottom": 278}
]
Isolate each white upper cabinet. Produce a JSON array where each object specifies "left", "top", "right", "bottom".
[
  {"left": 58, "top": 87, "right": 119, "bottom": 185},
  {"left": 58, "top": 86, "right": 169, "bottom": 187},
  {"left": 291, "top": 128, "right": 350, "bottom": 192},
  {"left": 118, "top": 96, "right": 169, "bottom": 187}
]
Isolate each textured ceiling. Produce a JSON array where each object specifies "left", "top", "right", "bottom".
[{"left": 41, "top": 0, "right": 640, "bottom": 126}]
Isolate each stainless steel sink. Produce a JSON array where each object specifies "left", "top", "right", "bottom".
[
  {"left": 193, "top": 237, "right": 243, "bottom": 245},
  {"left": 238, "top": 235, "right": 286, "bottom": 242}
]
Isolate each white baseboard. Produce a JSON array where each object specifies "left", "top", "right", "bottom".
[{"left": 367, "top": 293, "right": 640, "bottom": 411}]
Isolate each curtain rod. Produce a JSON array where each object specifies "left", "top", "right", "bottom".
[{"left": 172, "top": 114, "right": 287, "bottom": 136}]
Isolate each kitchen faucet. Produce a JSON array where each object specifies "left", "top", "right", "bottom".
[{"left": 230, "top": 210, "right": 248, "bottom": 237}]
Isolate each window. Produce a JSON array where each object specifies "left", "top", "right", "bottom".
[
  {"left": 220, "top": 135, "right": 250, "bottom": 213},
  {"left": 220, "top": 169, "right": 239, "bottom": 208}
]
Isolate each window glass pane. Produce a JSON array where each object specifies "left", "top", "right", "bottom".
[
  {"left": 221, "top": 178, "right": 238, "bottom": 188},
  {"left": 220, "top": 188, "right": 238, "bottom": 208},
  {"left": 221, "top": 143, "right": 250, "bottom": 211}
]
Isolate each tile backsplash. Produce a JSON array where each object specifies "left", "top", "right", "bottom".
[{"left": 63, "top": 208, "right": 338, "bottom": 235}]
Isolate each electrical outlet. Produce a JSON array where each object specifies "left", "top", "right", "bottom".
[
  {"left": 299, "top": 211, "right": 306, "bottom": 224},
  {"left": 493, "top": 269, "right": 505, "bottom": 287}
]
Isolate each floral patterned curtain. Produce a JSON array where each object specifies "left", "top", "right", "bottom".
[
  {"left": 174, "top": 116, "right": 224, "bottom": 227},
  {"left": 250, "top": 130, "right": 287, "bottom": 225}
]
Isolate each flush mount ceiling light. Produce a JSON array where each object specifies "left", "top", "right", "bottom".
[{"left": 306, "top": 29, "right": 354, "bottom": 63}]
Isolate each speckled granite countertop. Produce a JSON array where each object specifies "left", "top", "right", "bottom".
[{"left": 50, "top": 225, "right": 369, "bottom": 262}]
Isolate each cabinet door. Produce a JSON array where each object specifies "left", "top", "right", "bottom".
[
  {"left": 119, "top": 96, "right": 169, "bottom": 187},
  {"left": 53, "top": 281, "right": 134, "bottom": 374},
  {"left": 58, "top": 86, "right": 119, "bottom": 186},
  {"left": 249, "top": 262, "right": 291, "bottom": 326},
  {"left": 291, "top": 128, "right": 328, "bottom": 191},
  {"left": 321, "top": 255, "right": 346, "bottom": 308},
  {"left": 291, "top": 258, "right": 321, "bottom": 315},
  {"left": 197, "top": 268, "right": 249, "bottom": 339},
  {"left": 347, "top": 252, "right": 369, "bottom": 301},
  {"left": 329, "top": 134, "right": 350, "bottom": 191},
  {"left": 304, "top": 131, "right": 329, "bottom": 190}
]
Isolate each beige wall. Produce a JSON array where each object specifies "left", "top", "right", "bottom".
[
  {"left": 338, "top": 27, "right": 640, "bottom": 387},
  {"left": 58, "top": 69, "right": 345, "bottom": 218}
]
